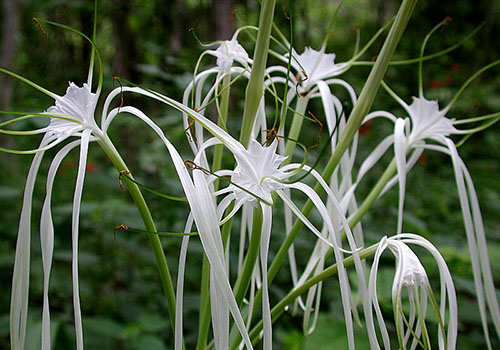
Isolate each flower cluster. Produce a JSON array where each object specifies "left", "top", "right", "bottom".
[{"left": 2, "top": 4, "right": 500, "bottom": 350}]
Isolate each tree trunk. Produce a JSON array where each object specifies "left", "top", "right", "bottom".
[
  {"left": 0, "top": 0, "right": 21, "bottom": 107},
  {"left": 212, "top": 0, "right": 235, "bottom": 40}
]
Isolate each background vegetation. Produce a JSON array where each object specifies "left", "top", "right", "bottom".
[{"left": 0, "top": 0, "right": 499, "bottom": 348}]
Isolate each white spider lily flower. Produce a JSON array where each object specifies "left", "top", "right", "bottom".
[
  {"left": 212, "top": 36, "right": 250, "bottom": 71},
  {"left": 288, "top": 47, "right": 346, "bottom": 94},
  {"left": 230, "top": 139, "right": 287, "bottom": 206},
  {"left": 196, "top": 138, "right": 369, "bottom": 350},
  {"left": 360, "top": 86, "right": 500, "bottom": 347},
  {"left": 181, "top": 31, "right": 252, "bottom": 155},
  {"left": 396, "top": 96, "right": 500, "bottom": 346},
  {"left": 100, "top": 84, "right": 365, "bottom": 349},
  {"left": 368, "top": 234, "right": 457, "bottom": 350},
  {"left": 10, "top": 79, "right": 101, "bottom": 350},
  {"left": 45, "top": 82, "right": 99, "bottom": 138},
  {"left": 404, "top": 97, "right": 456, "bottom": 145}
]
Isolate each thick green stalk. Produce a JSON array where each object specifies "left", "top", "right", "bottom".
[
  {"left": 97, "top": 135, "right": 177, "bottom": 334},
  {"left": 325, "top": 0, "right": 416, "bottom": 179},
  {"left": 233, "top": 206, "right": 263, "bottom": 305},
  {"left": 239, "top": 0, "right": 277, "bottom": 147},
  {"left": 283, "top": 96, "right": 309, "bottom": 162},
  {"left": 246, "top": 244, "right": 380, "bottom": 345}
]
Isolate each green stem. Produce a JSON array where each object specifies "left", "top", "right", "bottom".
[
  {"left": 233, "top": 206, "right": 263, "bottom": 305},
  {"left": 240, "top": 0, "right": 277, "bottom": 147},
  {"left": 247, "top": 243, "right": 380, "bottom": 345},
  {"left": 283, "top": 96, "right": 310, "bottom": 163},
  {"left": 97, "top": 135, "right": 177, "bottom": 335}
]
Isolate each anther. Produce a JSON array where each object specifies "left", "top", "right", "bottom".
[
  {"left": 33, "top": 18, "right": 48, "bottom": 44},
  {"left": 114, "top": 224, "right": 128, "bottom": 241},
  {"left": 118, "top": 170, "right": 131, "bottom": 190},
  {"left": 307, "top": 111, "right": 323, "bottom": 150}
]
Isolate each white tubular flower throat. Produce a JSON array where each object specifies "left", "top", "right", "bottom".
[
  {"left": 405, "top": 97, "right": 456, "bottom": 145},
  {"left": 390, "top": 239, "right": 428, "bottom": 289},
  {"left": 46, "top": 82, "right": 99, "bottom": 138},
  {"left": 230, "top": 139, "right": 287, "bottom": 206},
  {"left": 289, "top": 47, "right": 344, "bottom": 93},
  {"left": 213, "top": 36, "right": 249, "bottom": 70}
]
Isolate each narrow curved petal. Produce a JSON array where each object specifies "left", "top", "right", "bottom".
[
  {"left": 40, "top": 140, "right": 81, "bottom": 350},
  {"left": 174, "top": 214, "right": 194, "bottom": 350},
  {"left": 10, "top": 137, "right": 51, "bottom": 350},
  {"left": 71, "top": 129, "right": 92, "bottom": 350},
  {"left": 394, "top": 118, "right": 407, "bottom": 234},
  {"left": 260, "top": 204, "right": 273, "bottom": 350}
]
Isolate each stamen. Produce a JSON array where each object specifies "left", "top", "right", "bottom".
[
  {"left": 296, "top": 70, "right": 309, "bottom": 97},
  {"left": 184, "top": 118, "right": 197, "bottom": 143},
  {"left": 281, "top": 0, "right": 290, "bottom": 20},
  {"left": 307, "top": 111, "right": 323, "bottom": 150},
  {"left": 33, "top": 17, "right": 48, "bottom": 44},
  {"left": 114, "top": 224, "right": 128, "bottom": 241},
  {"left": 262, "top": 128, "right": 279, "bottom": 146},
  {"left": 118, "top": 170, "right": 131, "bottom": 190},
  {"left": 112, "top": 77, "right": 124, "bottom": 113},
  {"left": 184, "top": 160, "right": 210, "bottom": 175}
]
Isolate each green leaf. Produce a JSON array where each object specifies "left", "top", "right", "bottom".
[
  {"left": 137, "top": 313, "right": 167, "bottom": 333},
  {"left": 132, "top": 334, "right": 167, "bottom": 350},
  {"left": 84, "top": 317, "right": 125, "bottom": 339}
]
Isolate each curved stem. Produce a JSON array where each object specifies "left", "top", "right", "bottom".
[
  {"left": 97, "top": 135, "right": 177, "bottom": 336},
  {"left": 246, "top": 244, "right": 380, "bottom": 346}
]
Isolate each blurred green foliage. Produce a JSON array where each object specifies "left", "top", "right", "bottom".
[{"left": 0, "top": 0, "right": 499, "bottom": 349}]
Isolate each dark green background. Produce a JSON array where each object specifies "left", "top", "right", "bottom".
[{"left": 0, "top": 0, "right": 499, "bottom": 348}]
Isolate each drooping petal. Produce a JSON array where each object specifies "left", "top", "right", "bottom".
[
  {"left": 40, "top": 140, "right": 81, "bottom": 350},
  {"left": 10, "top": 137, "right": 52, "bottom": 350},
  {"left": 71, "top": 129, "right": 92, "bottom": 350},
  {"left": 394, "top": 118, "right": 407, "bottom": 234},
  {"left": 174, "top": 214, "right": 193, "bottom": 350},
  {"left": 260, "top": 204, "right": 273, "bottom": 350},
  {"left": 446, "top": 138, "right": 500, "bottom": 346}
]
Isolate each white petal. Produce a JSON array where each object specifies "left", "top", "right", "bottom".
[
  {"left": 40, "top": 140, "right": 81, "bottom": 350},
  {"left": 71, "top": 129, "right": 92, "bottom": 350},
  {"left": 10, "top": 137, "right": 51, "bottom": 350}
]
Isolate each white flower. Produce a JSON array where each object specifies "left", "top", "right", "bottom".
[
  {"left": 213, "top": 37, "right": 249, "bottom": 70},
  {"left": 46, "top": 82, "right": 98, "bottom": 138},
  {"left": 405, "top": 97, "right": 456, "bottom": 145},
  {"left": 363, "top": 87, "right": 500, "bottom": 346},
  {"left": 368, "top": 234, "right": 457, "bottom": 350},
  {"left": 390, "top": 239, "right": 428, "bottom": 288},
  {"left": 9, "top": 79, "right": 102, "bottom": 350},
  {"left": 230, "top": 140, "right": 287, "bottom": 206},
  {"left": 288, "top": 47, "right": 345, "bottom": 93}
]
